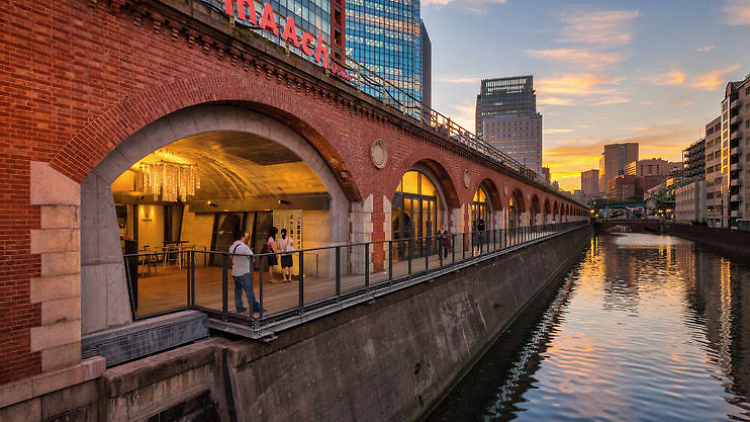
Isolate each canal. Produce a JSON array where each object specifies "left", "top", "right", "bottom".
[{"left": 427, "top": 233, "right": 750, "bottom": 422}]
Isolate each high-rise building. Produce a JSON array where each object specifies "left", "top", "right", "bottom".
[
  {"left": 542, "top": 167, "right": 551, "bottom": 183},
  {"left": 624, "top": 158, "right": 679, "bottom": 177},
  {"left": 581, "top": 169, "right": 599, "bottom": 198},
  {"left": 420, "top": 19, "right": 431, "bottom": 113},
  {"left": 682, "top": 138, "right": 706, "bottom": 181},
  {"left": 600, "top": 143, "right": 639, "bottom": 197},
  {"left": 476, "top": 76, "right": 543, "bottom": 175},
  {"left": 345, "top": 0, "right": 423, "bottom": 111},
  {"left": 722, "top": 74, "right": 750, "bottom": 230},
  {"left": 705, "top": 116, "right": 723, "bottom": 228}
]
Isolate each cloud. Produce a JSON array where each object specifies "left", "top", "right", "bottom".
[
  {"left": 668, "top": 96, "right": 694, "bottom": 107},
  {"left": 535, "top": 74, "right": 631, "bottom": 106},
  {"left": 435, "top": 76, "right": 483, "bottom": 84},
  {"left": 697, "top": 45, "right": 715, "bottom": 52},
  {"left": 526, "top": 49, "right": 623, "bottom": 70},
  {"left": 690, "top": 64, "right": 741, "bottom": 90},
  {"left": 422, "top": 0, "right": 507, "bottom": 12},
  {"left": 538, "top": 96, "right": 575, "bottom": 106},
  {"left": 558, "top": 6, "right": 639, "bottom": 47},
  {"left": 645, "top": 70, "right": 687, "bottom": 86},
  {"left": 544, "top": 129, "right": 575, "bottom": 134},
  {"left": 723, "top": 0, "right": 750, "bottom": 25},
  {"left": 642, "top": 100, "right": 654, "bottom": 106},
  {"left": 536, "top": 74, "right": 608, "bottom": 96},
  {"left": 592, "top": 97, "right": 631, "bottom": 106}
]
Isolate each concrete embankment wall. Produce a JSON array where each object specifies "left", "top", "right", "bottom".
[
  {"left": 667, "top": 224, "right": 750, "bottom": 258},
  {"left": 91, "top": 225, "right": 593, "bottom": 422}
]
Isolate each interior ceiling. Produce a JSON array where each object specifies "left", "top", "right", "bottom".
[{"left": 114, "top": 131, "right": 328, "bottom": 200}]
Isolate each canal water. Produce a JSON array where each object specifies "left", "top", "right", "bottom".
[{"left": 427, "top": 233, "right": 750, "bottom": 422}]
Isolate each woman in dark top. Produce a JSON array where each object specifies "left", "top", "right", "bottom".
[{"left": 266, "top": 227, "right": 279, "bottom": 283}]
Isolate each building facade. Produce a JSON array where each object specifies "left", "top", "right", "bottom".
[
  {"left": 600, "top": 143, "right": 639, "bottom": 198},
  {"left": 675, "top": 179, "right": 706, "bottom": 224},
  {"left": 683, "top": 138, "right": 706, "bottom": 181},
  {"left": 542, "top": 167, "right": 551, "bottom": 183},
  {"left": 581, "top": 169, "right": 599, "bottom": 198},
  {"left": 608, "top": 175, "right": 643, "bottom": 201},
  {"left": 705, "top": 116, "right": 723, "bottom": 227},
  {"left": 420, "top": 19, "right": 431, "bottom": 112},
  {"left": 345, "top": 0, "right": 423, "bottom": 110},
  {"left": 624, "top": 158, "right": 680, "bottom": 177},
  {"left": 722, "top": 75, "right": 750, "bottom": 229},
  {"left": 476, "top": 76, "right": 542, "bottom": 175}
]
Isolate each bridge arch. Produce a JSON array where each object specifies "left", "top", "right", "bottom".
[
  {"left": 543, "top": 198, "right": 552, "bottom": 224},
  {"left": 80, "top": 104, "right": 353, "bottom": 334},
  {"left": 508, "top": 188, "right": 526, "bottom": 228},
  {"left": 472, "top": 179, "right": 503, "bottom": 231},
  {"left": 530, "top": 194, "right": 541, "bottom": 226}
]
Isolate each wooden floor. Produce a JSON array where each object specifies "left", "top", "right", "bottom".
[{"left": 133, "top": 231, "right": 541, "bottom": 319}]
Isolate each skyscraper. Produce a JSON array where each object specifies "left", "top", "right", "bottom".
[
  {"left": 420, "top": 19, "right": 432, "bottom": 113},
  {"left": 581, "top": 169, "right": 599, "bottom": 198},
  {"left": 476, "top": 76, "right": 543, "bottom": 175},
  {"left": 345, "top": 0, "right": 423, "bottom": 111},
  {"left": 600, "top": 143, "right": 639, "bottom": 197}
]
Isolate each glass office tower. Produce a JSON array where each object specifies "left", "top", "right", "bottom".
[{"left": 345, "top": 0, "right": 423, "bottom": 116}]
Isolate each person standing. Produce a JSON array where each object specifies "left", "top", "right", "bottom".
[
  {"left": 438, "top": 224, "right": 451, "bottom": 258},
  {"left": 265, "top": 227, "right": 279, "bottom": 283},
  {"left": 278, "top": 228, "right": 295, "bottom": 282},
  {"left": 229, "top": 231, "right": 262, "bottom": 318}
]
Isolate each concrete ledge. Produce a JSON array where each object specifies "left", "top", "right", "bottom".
[
  {"left": 667, "top": 223, "right": 750, "bottom": 258},
  {"left": 0, "top": 357, "right": 105, "bottom": 409}
]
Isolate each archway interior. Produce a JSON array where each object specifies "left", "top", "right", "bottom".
[
  {"left": 391, "top": 170, "right": 445, "bottom": 260},
  {"left": 110, "top": 131, "right": 333, "bottom": 315},
  {"left": 508, "top": 190, "right": 524, "bottom": 228},
  {"left": 472, "top": 185, "right": 492, "bottom": 231}
]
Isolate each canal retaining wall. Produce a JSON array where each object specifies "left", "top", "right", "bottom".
[
  {"left": 3, "top": 225, "right": 592, "bottom": 421},
  {"left": 666, "top": 224, "right": 750, "bottom": 258}
]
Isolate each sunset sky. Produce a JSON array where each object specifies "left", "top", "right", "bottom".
[{"left": 422, "top": 0, "right": 750, "bottom": 191}]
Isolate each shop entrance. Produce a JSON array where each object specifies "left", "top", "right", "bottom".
[{"left": 392, "top": 170, "right": 445, "bottom": 260}]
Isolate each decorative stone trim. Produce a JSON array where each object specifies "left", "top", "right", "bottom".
[{"left": 370, "top": 139, "right": 388, "bottom": 169}]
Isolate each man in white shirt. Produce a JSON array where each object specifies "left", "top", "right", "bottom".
[{"left": 230, "top": 231, "right": 262, "bottom": 318}]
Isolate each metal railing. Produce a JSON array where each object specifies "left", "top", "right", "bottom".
[
  {"left": 123, "top": 221, "right": 589, "bottom": 334},
  {"left": 196, "top": 0, "right": 580, "bottom": 205}
]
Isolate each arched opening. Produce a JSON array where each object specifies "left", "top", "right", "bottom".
[
  {"left": 472, "top": 185, "right": 492, "bottom": 232},
  {"left": 543, "top": 198, "right": 551, "bottom": 225},
  {"left": 552, "top": 201, "right": 559, "bottom": 223},
  {"left": 508, "top": 189, "right": 525, "bottom": 228},
  {"left": 391, "top": 166, "right": 447, "bottom": 260},
  {"left": 81, "top": 105, "right": 351, "bottom": 333},
  {"left": 530, "top": 195, "right": 541, "bottom": 227}
]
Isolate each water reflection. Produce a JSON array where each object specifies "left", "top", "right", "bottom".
[{"left": 428, "top": 233, "right": 750, "bottom": 422}]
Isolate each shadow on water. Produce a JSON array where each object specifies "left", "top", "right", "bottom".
[{"left": 425, "top": 233, "right": 750, "bottom": 422}]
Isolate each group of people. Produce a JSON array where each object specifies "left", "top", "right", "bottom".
[{"left": 228, "top": 226, "right": 296, "bottom": 318}]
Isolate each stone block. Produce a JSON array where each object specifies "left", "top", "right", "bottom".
[
  {"left": 41, "top": 252, "right": 80, "bottom": 277},
  {"left": 0, "top": 397, "right": 41, "bottom": 422},
  {"left": 42, "top": 297, "right": 82, "bottom": 325},
  {"left": 41, "top": 206, "right": 80, "bottom": 230},
  {"left": 42, "top": 342, "right": 82, "bottom": 372},
  {"left": 40, "top": 380, "right": 98, "bottom": 420},
  {"left": 81, "top": 265, "right": 107, "bottom": 335},
  {"left": 30, "top": 161, "right": 80, "bottom": 206},
  {"left": 30, "top": 229, "right": 81, "bottom": 254},
  {"left": 30, "top": 320, "right": 81, "bottom": 353},
  {"left": 29, "top": 357, "right": 104, "bottom": 399},
  {"left": 0, "top": 379, "right": 32, "bottom": 409},
  {"left": 30, "top": 274, "right": 80, "bottom": 304}
]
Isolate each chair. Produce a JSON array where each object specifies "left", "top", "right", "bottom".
[{"left": 141, "top": 245, "right": 159, "bottom": 275}]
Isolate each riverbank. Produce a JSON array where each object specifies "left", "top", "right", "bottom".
[{"left": 666, "top": 223, "right": 750, "bottom": 258}]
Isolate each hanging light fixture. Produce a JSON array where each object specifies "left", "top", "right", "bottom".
[{"left": 140, "top": 160, "right": 200, "bottom": 202}]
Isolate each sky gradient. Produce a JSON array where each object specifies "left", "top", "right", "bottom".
[{"left": 421, "top": 0, "right": 750, "bottom": 191}]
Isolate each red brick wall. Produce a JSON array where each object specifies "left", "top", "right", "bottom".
[{"left": 0, "top": 0, "right": 584, "bottom": 383}]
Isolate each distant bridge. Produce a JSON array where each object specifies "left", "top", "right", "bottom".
[{"left": 597, "top": 219, "right": 663, "bottom": 233}]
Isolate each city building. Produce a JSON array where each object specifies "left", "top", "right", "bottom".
[
  {"left": 345, "top": 0, "right": 424, "bottom": 111},
  {"left": 624, "top": 158, "right": 680, "bottom": 177},
  {"left": 600, "top": 143, "right": 639, "bottom": 198},
  {"left": 542, "top": 167, "right": 551, "bottom": 183},
  {"left": 705, "top": 116, "right": 723, "bottom": 227},
  {"left": 722, "top": 74, "right": 750, "bottom": 229},
  {"left": 581, "top": 169, "right": 599, "bottom": 198},
  {"left": 675, "top": 180, "right": 706, "bottom": 224},
  {"left": 420, "top": 19, "right": 431, "bottom": 113},
  {"left": 608, "top": 175, "right": 644, "bottom": 201},
  {"left": 476, "top": 76, "right": 543, "bottom": 175},
  {"left": 682, "top": 138, "right": 706, "bottom": 181}
]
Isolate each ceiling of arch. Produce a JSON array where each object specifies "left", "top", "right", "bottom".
[{"left": 111, "top": 131, "right": 328, "bottom": 200}]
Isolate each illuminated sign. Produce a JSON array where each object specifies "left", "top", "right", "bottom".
[{"left": 222, "top": 0, "right": 352, "bottom": 81}]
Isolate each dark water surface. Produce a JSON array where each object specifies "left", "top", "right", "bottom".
[{"left": 427, "top": 234, "right": 750, "bottom": 422}]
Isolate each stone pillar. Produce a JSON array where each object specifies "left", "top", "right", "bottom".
[
  {"left": 29, "top": 162, "right": 84, "bottom": 372},
  {"left": 494, "top": 210, "right": 504, "bottom": 230},
  {"left": 349, "top": 194, "right": 374, "bottom": 275},
  {"left": 380, "top": 195, "right": 392, "bottom": 273}
]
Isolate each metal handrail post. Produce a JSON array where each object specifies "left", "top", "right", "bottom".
[
  {"left": 388, "top": 241, "right": 393, "bottom": 284},
  {"left": 335, "top": 246, "right": 341, "bottom": 301},
  {"left": 365, "top": 243, "right": 370, "bottom": 289},
  {"left": 222, "top": 254, "right": 228, "bottom": 322},
  {"left": 257, "top": 256, "right": 264, "bottom": 319},
  {"left": 298, "top": 251, "right": 305, "bottom": 313}
]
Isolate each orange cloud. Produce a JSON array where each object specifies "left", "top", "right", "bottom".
[
  {"left": 538, "top": 96, "right": 575, "bottom": 106},
  {"left": 646, "top": 70, "right": 687, "bottom": 86},
  {"left": 690, "top": 64, "right": 742, "bottom": 90},
  {"left": 723, "top": 0, "right": 750, "bottom": 25},
  {"left": 526, "top": 49, "right": 623, "bottom": 70},
  {"left": 536, "top": 74, "right": 609, "bottom": 96},
  {"left": 697, "top": 45, "right": 715, "bottom": 52},
  {"left": 559, "top": 7, "right": 639, "bottom": 47}
]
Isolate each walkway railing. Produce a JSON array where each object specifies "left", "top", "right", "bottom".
[{"left": 123, "top": 221, "right": 589, "bottom": 337}]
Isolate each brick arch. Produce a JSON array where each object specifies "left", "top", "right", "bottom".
[
  {"left": 391, "top": 151, "right": 461, "bottom": 210},
  {"left": 48, "top": 75, "right": 363, "bottom": 202},
  {"left": 473, "top": 178, "right": 504, "bottom": 212}
]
